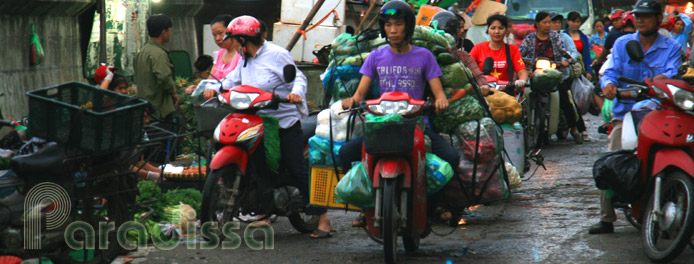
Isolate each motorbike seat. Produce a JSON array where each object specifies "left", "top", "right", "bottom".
[
  {"left": 10, "top": 142, "right": 65, "bottom": 177},
  {"left": 301, "top": 113, "right": 318, "bottom": 145},
  {"left": 0, "top": 192, "right": 25, "bottom": 226}
]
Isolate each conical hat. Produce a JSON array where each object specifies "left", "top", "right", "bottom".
[{"left": 471, "top": 0, "right": 508, "bottom": 26}]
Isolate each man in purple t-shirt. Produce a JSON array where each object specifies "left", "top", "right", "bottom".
[{"left": 339, "top": 0, "right": 460, "bottom": 226}]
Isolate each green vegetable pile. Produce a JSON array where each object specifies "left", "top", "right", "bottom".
[
  {"left": 431, "top": 95, "right": 484, "bottom": 134},
  {"left": 129, "top": 181, "right": 203, "bottom": 243},
  {"left": 531, "top": 68, "right": 563, "bottom": 91}
]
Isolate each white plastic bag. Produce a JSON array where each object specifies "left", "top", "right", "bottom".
[{"left": 571, "top": 75, "right": 594, "bottom": 115}]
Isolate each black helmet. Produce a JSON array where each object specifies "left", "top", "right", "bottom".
[
  {"left": 378, "top": 0, "right": 415, "bottom": 40},
  {"left": 632, "top": 0, "right": 662, "bottom": 14},
  {"left": 430, "top": 11, "right": 460, "bottom": 36}
]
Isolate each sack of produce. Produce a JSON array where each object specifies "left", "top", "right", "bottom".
[
  {"left": 308, "top": 135, "right": 345, "bottom": 167},
  {"left": 431, "top": 95, "right": 484, "bottom": 134},
  {"left": 425, "top": 153, "right": 454, "bottom": 195},
  {"left": 334, "top": 162, "right": 375, "bottom": 208},
  {"left": 486, "top": 88, "right": 522, "bottom": 123}
]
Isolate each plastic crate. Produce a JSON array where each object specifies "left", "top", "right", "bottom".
[
  {"left": 363, "top": 120, "right": 415, "bottom": 155},
  {"left": 309, "top": 166, "right": 360, "bottom": 211},
  {"left": 27, "top": 82, "right": 147, "bottom": 153}
]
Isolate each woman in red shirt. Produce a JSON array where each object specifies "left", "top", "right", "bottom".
[{"left": 469, "top": 14, "right": 529, "bottom": 88}]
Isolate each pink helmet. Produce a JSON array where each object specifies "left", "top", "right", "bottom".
[{"left": 225, "top": 15, "right": 261, "bottom": 40}]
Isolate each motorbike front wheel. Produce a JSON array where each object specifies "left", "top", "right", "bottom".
[
  {"left": 641, "top": 171, "right": 694, "bottom": 263},
  {"left": 383, "top": 178, "right": 400, "bottom": 264},
  {"left": 201, "top": 165, "right": 239, "bottom": 238}
]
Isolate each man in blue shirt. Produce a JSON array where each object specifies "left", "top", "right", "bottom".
[{"left": 590, "top": 0, "right": 683, "bottom": 234}]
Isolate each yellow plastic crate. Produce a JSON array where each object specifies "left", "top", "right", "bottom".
[{"left": 309, "top": 166, "right": 361, "bottom": 211}]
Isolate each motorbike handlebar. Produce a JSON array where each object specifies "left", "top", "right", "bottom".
[
  {"left": 0, "top": 120, "right": 14, "bottom": 127},
  {"left": 618, "top": 76, "right": 646, "bottom": 86}
]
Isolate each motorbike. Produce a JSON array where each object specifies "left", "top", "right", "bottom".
[
  {"left": 481, "top": 57, "right": 531, "bottom": 174},
  {"left": 523, "top": 57, "right": 561, "bottom": 150},
  {"left": 344, "top": 92, "right": 431, "bottom": 264},
  {"left": 0, "top": 121, "right": 137, "bottom": 263},
  {"left": 616, "top": 40, "right": 694, "bottom": 263},
  {"left": 199, "top": 65, "right": 320, "bottom": 234}
]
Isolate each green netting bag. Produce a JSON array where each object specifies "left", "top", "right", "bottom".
[
  {"left": 30, "top": 24, "right": 45, "bottom": 66},
  {"left": 334, "top": 162, "right": 375, "bottom": 208}
]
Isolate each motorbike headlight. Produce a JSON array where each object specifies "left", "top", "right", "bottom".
[
  {"left": 229, "top": 91, "right": 260, "bottom": 110},
  {"left": 667, "top": 84, "right": 694, "bottom": 110},
  {"left": 368, "top": 100, "right": 421, "bottom": 115},
  {"left": 237, "top": 124, "right": 263, "bottom": 143},
  {"left": 535, "top": 59, "right": 555, "bottom": 70}
]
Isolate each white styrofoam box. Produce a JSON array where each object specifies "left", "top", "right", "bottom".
[
  {"left": 301, "top": 25, "right": 344, "bottom": 62},
  {"left": 501, "top": 124, "right": 525, "bottom": 175},
  {"left": 272, "top": 22, "right": 304, "bottom": 62},
  {"left": 281, "top": 0, "right": 345, "bottom": 27}
]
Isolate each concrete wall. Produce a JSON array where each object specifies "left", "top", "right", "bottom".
[{"left": 0, "top": 15, "right": 86, "bottom": 121}]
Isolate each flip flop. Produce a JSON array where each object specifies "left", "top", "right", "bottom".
[
  {"left": 351, "top": 215, "right": 366, "bottom": 227},
  {"left": 309, "top": 229, "right": 332, "bottom": 239}
]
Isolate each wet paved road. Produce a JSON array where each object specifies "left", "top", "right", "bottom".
[{"left": 121, "top": 115, "right": 694, "bottom": 263}]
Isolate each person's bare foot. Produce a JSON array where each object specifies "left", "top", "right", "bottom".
[
  {"left": 310, "top": 213, "right": 332, "bottom": 239},
  {"left": 248, "top": 215, "right": 271, "bottom": 227}
]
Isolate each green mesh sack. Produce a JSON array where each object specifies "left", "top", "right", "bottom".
[
  {"left": 30, "top": 24, "right": 45, "bottom": 66},
  {"left": 260, "top": 115, "right": 280, "bottom": 173}
]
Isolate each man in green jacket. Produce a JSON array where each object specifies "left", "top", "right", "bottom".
[{"left": 135, "top": 14, "right": 179, "bottom": 120}]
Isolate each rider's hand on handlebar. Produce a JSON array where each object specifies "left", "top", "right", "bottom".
[
  {"left": 603, "top": 83, "right": 617, "bottom": 100},
  {"left": 342, "top": 97, "right": 356, "bottom": 110},
  {"left": 287, "top": 93, "right": 303, "bottom": 104},
  {"left": 480, "top": 85, "right": 490, "bottom": 96},
  {"left": 560, "top": 60, "right": 569, "bottom": 67},
  {"left": 203, "top": 89, "right": 216, "bottom": 100},
  {"left": 434, "top": 97, "right": 449, "bottom": 113},
  {"left": 586, "top": 73, "right": 593, "bottom": 81},
  {"left": 514, "top": 79, "right": 527, "bottom": 88}
]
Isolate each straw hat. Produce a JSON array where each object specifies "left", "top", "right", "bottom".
[
  {"left": 471, "top": 0, "right": 508, "bottom": 26},
  {"left": 460, "top": 12, "right": 473, "bottom": 30}
]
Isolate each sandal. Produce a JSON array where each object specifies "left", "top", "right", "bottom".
[
  {"left": 310, "top": 229, "right": 332, "bottom": 239},
  {"left": 352, "top": 214, "right": 366, "bottom": 227},
  {"left": 582, "top": 132, "right": 590, "bottom": 142}
]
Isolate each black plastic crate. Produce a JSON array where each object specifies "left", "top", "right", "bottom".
[
  {"left": 364, "top": 119, "right": 415, "bottom": 155},
  {"left": 27, "top": 82, "right": 148, "bottom": 153}
]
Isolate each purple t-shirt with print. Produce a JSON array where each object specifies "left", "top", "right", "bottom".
[{"left": 359, "top": 46, "right": 442, "bottom": 100}]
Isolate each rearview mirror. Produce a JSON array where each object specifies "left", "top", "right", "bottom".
[
  {"left": 483, "top": 57, "right": 494, "bottom": 75},
  {"left": 626, "top": 40, "right": 644, "bottom": 63},
  {"left": 283, "top": 65, "right": 296, "bottom": 83}
]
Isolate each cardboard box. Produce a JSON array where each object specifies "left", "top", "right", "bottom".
[
  {"left": 272, "top": 22, "right": 344, "bottom": 62},
  {"left": 281, "top": 0, "right": 345, "bottom": 27}
]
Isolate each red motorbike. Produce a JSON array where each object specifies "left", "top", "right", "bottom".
[
  {"left": 349, "top": 92, "right": 431, "bottom": 263},
  {"left": 618, "top": 40, "right": 694, "bottom": 263},
  {"left": 199, "top": 65, "right": 319, "bottom": 234}
]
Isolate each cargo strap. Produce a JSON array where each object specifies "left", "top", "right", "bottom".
[{"left": 297, "top": 9, "right": 341, "bottom": 40}]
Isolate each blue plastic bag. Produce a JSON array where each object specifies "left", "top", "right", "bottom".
[
  {"left": 425, "top": 153, "right": 454, "bottom": 195},
  {"left": 308, "top": 135, "right": 345, "bottom": 167}
]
